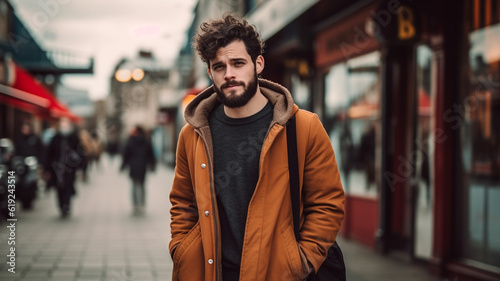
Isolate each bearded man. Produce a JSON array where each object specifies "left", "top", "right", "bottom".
[{"left": 169, "top": 13, "right": 345, "bottom": 281}]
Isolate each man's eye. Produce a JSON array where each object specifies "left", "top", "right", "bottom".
[
  {"left": 235, "top": 62, "right": 244, "bottom": 66},
  {"left": 214, "top": 65, "right": 224, "bottom": 70}
]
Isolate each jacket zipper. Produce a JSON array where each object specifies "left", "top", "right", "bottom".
[{"left": 196, "top": 129, "right": 221, "bottom": 281}]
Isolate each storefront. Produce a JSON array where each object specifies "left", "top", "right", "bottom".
[
  {"left": 314, "top": 1, "right": 382, "bottom": 248},
  {"left": 313, "top": 0, "right": 500, "bottom": 280},
  {"left": 247, "top": 0, "right": 499, "bottom": 278},
  {"left": 451, "top": 0, "right": 500, "bottom": 279},
  {"left": 1, "top": 57, "right": 80, "bottom": 139}
]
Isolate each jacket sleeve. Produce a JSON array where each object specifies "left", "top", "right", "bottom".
[
  {"left": 298, "top": 113, "right": 345, "bottom": 273},
  {"left": 169, "top": 126, "right": 199, "bottom": 258}
]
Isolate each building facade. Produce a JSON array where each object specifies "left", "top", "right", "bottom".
[
  {"left": 1, "top": 0, "right": 92, "bottom": 141},
  {"left": 176, "top": 1, "right": 499, "bottom": 279},
  {"left": 109, "top": 51, "right": 180, "bottom": 165},
  {"left": 243, "top": 0, "right": 499, "bottom": 280}
]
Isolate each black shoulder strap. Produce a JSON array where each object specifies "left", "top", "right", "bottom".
[
  {"left": 286, "top": 114, "right": 301, "bottom": 241},
  {"left": 287, "top": 114, "right": 347, "bottom": 281}
]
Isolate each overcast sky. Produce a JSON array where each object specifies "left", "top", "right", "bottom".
[{"left": 9, "top": 0, "right": 197, "bottom": 100}]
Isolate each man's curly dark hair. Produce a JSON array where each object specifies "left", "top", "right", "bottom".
[{"left": 193, "top": 12, "right": 265, "bottom": 66}]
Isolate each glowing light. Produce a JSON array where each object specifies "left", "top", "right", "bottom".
[
  {"left": 132, "top": 68, "right": 145, "bottom": 81},
  {"left": 115, "top": 69, "right": 131, "bottom": 82}
]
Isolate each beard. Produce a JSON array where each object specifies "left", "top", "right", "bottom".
[{"left": 213, "top": 71, "right": 258, "bottom": 108}]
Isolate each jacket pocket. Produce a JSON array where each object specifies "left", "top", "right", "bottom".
[
  {"left": 279, "top": 220, "right": 304, "bottom": 278},
  {"left": 172, "top": 222, "right": 205, "bottom": 281}
]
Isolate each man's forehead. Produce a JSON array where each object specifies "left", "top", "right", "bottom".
[{"left": 211, "top": 41, "right": 250, "bottom": 61}]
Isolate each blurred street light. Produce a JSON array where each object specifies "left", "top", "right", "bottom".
[
  {"left": 132, "top": 68, "right": 145, "bottom": 81},
  {"left": 115, "top": 69, "right": 132, "bottom": 83},
  {"left": 115, "top": 68, "right": 145, "bottom": 82}
]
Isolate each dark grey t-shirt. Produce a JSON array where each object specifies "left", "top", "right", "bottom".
[{"left": 209, "top": 102, "right": 273, "bottom": 281}]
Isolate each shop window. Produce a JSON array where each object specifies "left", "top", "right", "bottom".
[
  {"left": 290, "top": 73, "right": 310, "bottom": 110},
  {"left": 414, "top": 44, "right": 434, "bottom": 260},
  {"left": 460, "top": 17, "right": 500, "bottom": 269},
  {"left": 324, "top": 51, "right": 381, "bottom": 198}
]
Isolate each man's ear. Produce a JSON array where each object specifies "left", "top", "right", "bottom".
[
  {"left": 206, "top": 65, "right": 213, "bottom": 81},
  {"left": 256, "top": 55, "right": 265, "bottom": 75}
]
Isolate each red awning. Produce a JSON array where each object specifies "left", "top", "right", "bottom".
[
  {"left": 12, "top": 64, "right": 81, "bottom": 122},
  {"left": 0, "top": 83, "right": 50, "bottom": 115},
  {"left": 0, "top": 63, "right": 81, "bottom": 122}
]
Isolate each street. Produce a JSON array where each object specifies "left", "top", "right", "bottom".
[
  {"left": 0, "top": 155, "right": 441, "bottom": 281},
  {"left": 0, "top": 156, "right": 173, "bottom": 281}
]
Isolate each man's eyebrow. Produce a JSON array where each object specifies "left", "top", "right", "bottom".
[
  {"left": 212, "top": 58, "right": 247, "bottom": 67},
  {"left": 230, "top": 58, "right": 247, "bottom": 63},
  {"left": 211, "top": 61, "right": 223, "bottom": 68}
]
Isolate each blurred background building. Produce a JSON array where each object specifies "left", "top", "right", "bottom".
[
  {"left": 0, "top": 0, "right": 92, "bottom": 140},
  {"left": 109, "top": 50, "right": 178, "bottom": 165}
]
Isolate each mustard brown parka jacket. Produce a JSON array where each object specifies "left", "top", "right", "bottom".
[{"left": 169, "top": 79, "right": 345, "bottom": 281}]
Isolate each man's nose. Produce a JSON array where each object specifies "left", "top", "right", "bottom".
[{"left": 224, "top": 66, "right": 235, "bottom": 80}]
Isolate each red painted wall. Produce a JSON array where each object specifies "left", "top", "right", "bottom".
[{"left": 340, "top": 195, "right": 379, "bottom": 248}]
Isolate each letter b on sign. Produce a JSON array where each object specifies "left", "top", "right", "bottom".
[{"left": 398, "top": 6, "right": 415, "bottom": 40}]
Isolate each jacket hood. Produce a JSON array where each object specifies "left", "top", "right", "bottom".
[{"left": 184, "top": 78, "right": 297, "bottom": 129}]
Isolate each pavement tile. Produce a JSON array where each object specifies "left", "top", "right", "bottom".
[
  {"left": 80, "top": 263, "right": 104, "bottom": 269},
  {"left": 20, "top": 277, "right": 48, "bottom": 281},
  {"left": 78, "top": 271, "right": 103, "bottom": 280},
  {"left": 338, "top": 236, "right": 441, "bottom": 281},
  {"left": 50, "top": 269, "right": 76, "bottom": 277}
]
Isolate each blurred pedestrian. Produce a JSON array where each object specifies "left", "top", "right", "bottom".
[
  {"left": 46, "top": 117, "right": 83, "bottom": 218},
  {"left": 41, "top": 121, "right": 57, "bottom": 191},
  {"left": 15, "top": 122, "right": 42, "bottom": 209},
  {"left": 15, "top": 122, "right": 42, "bottom": 159},
  {"left": 41, "top": 121, "right": 57, "bottom": 147},
  {"left": 120, "top": 125, "right": 155, "bottom": 215},
  {"left": 78, "top": 129, "right": 94, "bottom": 183},
  {"left": 360, "top": 123, "right": 376, "bottom": 190},
  {"left": 106, "top": 133, "right": 120, "bottom": 164},
  {"left": 169, "top": 13, "right": 345, "bottom": 281},
  {"left": 340, "top": 122, "right": 354, "bottom": 188},
  {"left": 91, "top": 131, "right": 104, "bottom": 168}
]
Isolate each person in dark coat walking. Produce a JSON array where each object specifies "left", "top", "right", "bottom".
[
  {"left": 41, "top": 122, "right": 57, "bottom": 191},
  {"left": 46, "top": 117, "right": 83, "bottom": 218},
  {"left": 16, "top": 123, "right": 42, "bottom": 159},
  {"left": 120, "top": 125, "right": 156, "bottom": 215}
]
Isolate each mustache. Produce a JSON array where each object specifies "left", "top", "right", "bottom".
[{"left": 221, "top": 81, "right": 245, "bottom": 89}]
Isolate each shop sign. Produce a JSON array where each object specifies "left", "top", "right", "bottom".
[
  {"left": 247, "top": 0, "right": 318, "bottom": 40},
  {"left": 368, "top": 0, "right": 420, "bottom": 44},
  {"left": 315, "top": 4, "right": 379, "bottom": 67}
]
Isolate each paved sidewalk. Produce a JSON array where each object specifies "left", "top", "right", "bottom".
[
  {"left": 0, "top": 155, "right": 443, "bottom": 281},
  {"left": 0, "top": 156, "right": 174, "bottom": 281},
  {"left": 338, "top": 236, "right": 442, "bottom": 281}
]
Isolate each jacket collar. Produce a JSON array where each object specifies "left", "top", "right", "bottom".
[{"left": 184, "top": 78, "right": 297, "bottom": 129}]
